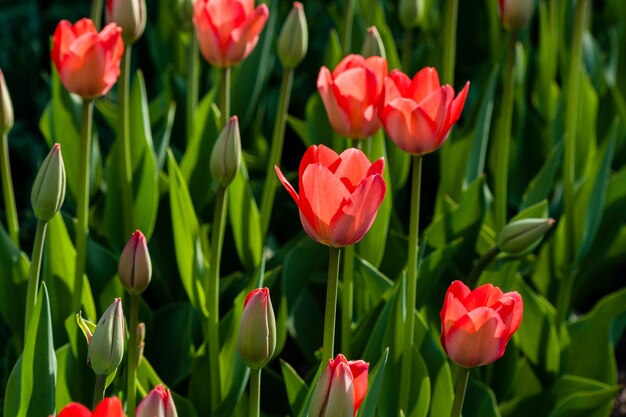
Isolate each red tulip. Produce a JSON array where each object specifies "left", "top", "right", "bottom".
[
  {"left": 440, "top": 280, "right": 523, "bottom": 367},
  {"left": 317, "top": 54, "right": 388, "bottom": 139},
  {"left": 136, "top": 385, "right": 178, "bottom": 417},
  {"left": 380, "top": 67, "right": 469, "bottom": 155},
  {"left": 193, "top": 0, "right": 269, "bottom": 67},
  {"left": 51, "top": 18, "right": 124, "bottom": 99},
  {"left": 275, "top": 144, "right": 386, "bottom": 247},
  {"left": 309, "top": 354, "right": 369, "bottom": 417},
  {"left": 56, "top": 397, "right": 124, "bottom": 417}
]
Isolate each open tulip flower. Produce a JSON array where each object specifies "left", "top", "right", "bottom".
[
  {"left": 275, "top": 144, "right": 386, "bottom": 247},
  {"left": 51, "top": 18, "right": 124, "bottom": 99},
  {"left": 380, "top": 67, "right": 469, "bottom": 155},
  {"left": 193, "top": 0, "right": 269, "bottom": 67},
  {"left": 317, "top": 54, "right": 388, "bottom": 139},
  {"left": 56, "top": 397, "right": 124, "bottom": 417},
  {"left": 440, "top": 280, "right": 523, "bottom": 368}
]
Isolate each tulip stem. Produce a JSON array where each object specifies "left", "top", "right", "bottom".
[
  {"left": 441, "top": 0, "right": 459, "bottom": 85},
  {"left": 322, "top": 246, "right": 342, "bottom": 361},
  {"left": 450, "top": 367, "right": 470, "bottom": 417},
  {"left": 126, "top": 294, "right": 139, "bottom": 417},
  {"left": 220, "top": 67, "right": 231, "bottom": 127},
  {"left": 207, "top": 186, "right": 228, "bottom": 409},
  {"left": 90, "top": 0, "right": 103, "bottom": 30},
  {"left": 0, "top": 132, "right": 19, "bottom": 247},
  {"left": 24, "top": 220, "right": 47, "bottom": 335},
  {"left": 493, "top": 31, "right": 517, "bottom": 233},
  {"left": 119, "top": 47, "right": 134, "bottom": 241},
  {"left": 260, "top": 68, "right": 294, "bottom": 241},
  {"left": 399, "top": 155, "right": 422, "bottom": 414},
  {"left": 72, "top": 99, "right": 93, "bottom": 313},
  {"left": 341, "top": 244, "right": 355, "bottom": 356},
  {"left": 187, "top": 33, "right": 200, "bottom": 143},
  {"left": 342, "top": 0, "right": 354, "bottom": 53},
  {"left": 92, "top": 374, "right": 107, "bottom": 409},
  {"left": 401, "top": 29, "right": 413, "bottom": 73},
  {"left": 467, "top": 246, "right": 500, "bottom": 287},
  {"left": 249, "top": 368, "right": 261, "bottom": 417}
]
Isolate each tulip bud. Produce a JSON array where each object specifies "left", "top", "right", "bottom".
[
  {"left": 277, "top": 2, "right": 308, "bottom": 69},
  {"left": 498, "top": 0, "right": 534, "bottom": 31},
  {"left": 88, "top": 298, "right": 125, "bottom": 376},
  {"left": 136, "top": 385, "right": 179, "bottom": 417},
  {"left": 137, "top": 322, "right": 146, "bottom": 367},
  {"left": 106, "top": 0, "right": 147, "bottom": 45},
  {"left": 118, "top": 230, "right": 152, "bottom": 295},
  {"left": 210, "top": 116, "right": 241, "bottom": 187},
  {"left": 0, "top": 69, "right": 14, "bottom": 135},
  {"left": 31, "top": 143, "right": 66, "bottom": 222},
  {"left": 497, "top": 218, "right": 555, "bottom": 255},
  {"left": 399, "top": 0, "right": 425, "bottom": 30},
  {"left": 237, "top": 288, "right": 276, "bottom": 369},
  {"left": 361, "top": 26, "right": 386, "bottom": 59}
]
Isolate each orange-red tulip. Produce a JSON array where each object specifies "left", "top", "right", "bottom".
[
  {"left": 51, "top": 18, "right": 124, "bottom": 99},
  {"left": 275, "top": 144, "right": 386, "bottom": 247},
  {"left": 56, "top": 397, "right": 124, "bottom": 417},
  {"left": 193, "top": 0, "right": 269, "bottom": 67},
  {"left": 380, "top": 67, "right": 469, "bottom": 155},
  {"left": 440, "top": 280, "right": 523, "bottom": 368},
  {"left": 317, "top": 54, "right": 387, "bottom": 139}
]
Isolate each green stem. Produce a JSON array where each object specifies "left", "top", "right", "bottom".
[
  {"left": 341, "top": 244, "right": 355, "bottom": 356},
  {"left": 398, "top": 155, "right": 422, "bottom": 413},
  {"left": 493, "top": 31, "right": 518, "bottom": 233},
  {"left": 220, "top": 67, "right": 231, "bottom": 127},
  {"left": 119, "top": 47, "right": 133, "bottom": 241},
  {"left": 72, "top": 99, "right": 93, "bottom": 313},
  {"left": 342, "top": 0, "right": 354, "bottom": 53},
  {"left": 92, "top": 374, "right": 107, "bottom": 409},
  {"left": 207, "top": 186, "right": 228, "bottom": 409},
  {"left": 187, "top": 33, "right": 200, "bottom": 143},
  {"left": 90, "top": 0, "right": 103, "bottom": 30},
  {"left": 322, "top": 246, "right": 342, "bottom": 361},
  {"left": 401, "top": 29, "right": 413, "bottom": 72},
  {"left": 260, "top": 68, "right": 294, "bottom": 241},
  {"left": 0, "top": 133, "right": 19, "bottom": 247},
  {"left": 249, "top": 368, "right": 261, "bottom": 417},
  {"left": 24, "top": 220, "right": 47, "bottom": 335},
  {"left": 441, "top": 0, "right": 459, "bottom": 85},
  {"left": 467, "top": 246, "right": 500, "bottom": 287},
  {"left": 450, "top": 367, "right": 470, "bottom": 417},
  {"left": 126, "top": 294, "right": 139, "bottom": 417}
]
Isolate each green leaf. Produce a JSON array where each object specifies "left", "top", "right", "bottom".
[
  {"left": 358, "top": 348, "right": 389, "bottom": 417},
  {"left": 280, "top": 360, "right": 308, "bottom": 417},
  {"left": 520, "top": 142, "right": 563, "bottom": 210},
  {"left": 462, "top": 378, "right": 502, "bottom": 417},
  {"left": 136, "top": 357, "right": 167, "bottom": 397},
  {"left": 0, "top": 224, "right": 29, "bottom": 343},
  {"left": 548, "top": 375, "right": 620, "bottom": 417},
  {"left": 286, "top": 115, "right": 311, "bottom": 148}
]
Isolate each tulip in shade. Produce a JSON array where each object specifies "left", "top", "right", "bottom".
[
  {"left": 51, "top": 18, "right": 124, "bottom": 99},
  {"left": 275, "top": 144, "right": 386, "bottom": 247},
  {"left": 193, "top": 0, "right": 269, "bottom": 67},
  {"left": 440, "top": 280, "right": 523, "bottom": 368},
  {"left": 118, "top": 230, "right": 152, "bottom": 295},
  {"left": 136, "top": 385, "right": 179, "bottom": 417},
  {"left": 317, "top": 54, "right": 388, "bottom": 139},
  {"left": 56, "top": 397, "right": 124, "bottom": 417},
  {"left": 380, "top": 67, "right": 469, "bottom": 155},
  {"left": 309, "top": 354, "right": 369, "bottom": 417}
]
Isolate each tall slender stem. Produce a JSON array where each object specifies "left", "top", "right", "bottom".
[
  {"left": 186, "top": 33, "right": 200, "bottom": 143},
  {"left": 450, "top": 367, "right": 470, "bottom": 417},
  {"left": 342, "top": 0, "right": 354, "bottom": 53},
  {"left": 441, "top": 0, "right": 459, "bottom": 85},
  {"left": 119, "top": 47, "right": 133, "bottom": 241},
  {"left": 92, "top": 374, "right": 107, "bottom": 409},
  {"left": 126, "top": 294, "right": 139, "bottom": 417},
  {"left": 249, "top": 368, "right": 261, "bottom": 417},
  {"left": 399, "top": 155, "right": 422, "bottom": 413},
  {"left": 493, "top": 31, "right": 518, "bottom": 233},
  {"left": 341, "top": 244, "right": 355, "bottom": 356},
  {"left": 322, "top": 246, "right": 342, "bottom": 361},
  {"left": 401, "top": 29, "right": 413, "bottom": 72},
  {"left": 72, "top": 99, "right": 93, "bottom": 312},
  {"left": 467, "top": 246, "right": 500, "bottom": 287},
  {"left": 260, "top": 68, "right": 294, "bottom": 241},
  {"left": 220, "top": 67, "right": 231, "bottom": 127},
  {"left": 24, "top": 220, "right": 47, "bottom": 335},
  {"left": 207, "top": 186, "right": 228, "bottom": 409},
  {"left": 0, "top": 133, "right": 19, "bottom": 246},
  {"left": 90, "top": 0, "right": 103, "bottom": 30}
]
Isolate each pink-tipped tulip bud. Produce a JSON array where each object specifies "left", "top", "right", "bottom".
[
  {"left": 309, "top": 354, "right": 369, "bottom": 417},
  {"left": 399, "top": 0, "right": 425, "bottom": 29},
  {"left": 31, "top": 143, "right": 66, "bottom": 222},
  {"left": 88, "top": 298, "right": 125, "bottom": 376},
  {"left": 277, "top": 2, "right": 308, "bottom": 69},
  {"left": 237, "top": 288, "right": 276, "bottom": 369},
  {"left": 210, "top": 116, "right": 241, "bottom": 187},
  {"left": 119, "top": 230, "right": 152, "bottom": 295},
  {"left": 498, "top": 0, "right": 535, "bottom": 31},
  {"left": 137, "top": 322, "right": 146, "bottom": 366},
  {"left": 136, "top": 385, "right": 179, "bottom": 417},
  {"left": 106, "top": 0, "right": 147, "bottom": 45},
  {"left": 497, "top": 218, "right": 555, "bottom": 255},
  {"left": 0, "top": 69, "right": 14, "bottom": 135},
  {"left": 361, "top": 26, "right": 386, "bottom": 59}
]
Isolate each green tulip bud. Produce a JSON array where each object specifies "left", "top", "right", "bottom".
[
  {"left": 106, "top": 0, "right": 147, "bottom": 45},
  {"left": 361, "top": 26, "right": 386, "bottom": 59},
  {"left": 399, "top": 0, "right": 425, "bottom": 30},
  {"left": 88, "top": 298, "right": 125, "bottom": 376},
  {"left": 31, "top": 143, "right": 66, "bottom": 222},
  {"left": 0, "top": 69, "right": 14, "bottom": 135},
  {"left": 118, "top": 230, "right": 152, "bottom": 295},
  {"left": 277, "top": 2, "right": 308, "bottom": 69},
  {"left": 498, "top": 0, "right": 535, "bottom": 31},
  {"left": 237, "top": 288, "right": 276, "bottom": 369},
  {"left": 497, "top": 218, "right": 555, "bottom": 255},
  {"left": 210, "top": 116, "right": 241, "bottom": 187}
]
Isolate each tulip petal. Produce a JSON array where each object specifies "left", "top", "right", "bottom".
[
  {"left": 367, "top": 158, "right": 385, "bottom": 177},
  {"left": 299, "top": 144, "right": 340, "bottom": 180},
  {"left": 348, "top": 360, "right": 369, "bottom": 412},
  {"left": 494, "top": 291, "right": 523, "bottom": 338},
  {"left": 317, "top": 67, "right": 352, "bottom": 137},
  {"left": 464, "top": 283, "right": 503, "bottom": 310},
  {"left": 381, "top": 98, "right": 439, "bottom": 155},
  {"left": 92, "top": 397, "right": 125, "bottom": 417},
  {"left": 324, "top": 362, "right": 356, "bottom": 417},
  {"left": 61, "top": 34, "right": 108, "bottom": 98},
  {"left": 334, "top": 148, "right": 375, "bottom": 191},
  {"left": 363, "top": 56, "right": 388, "bottom": 97},
  {"left": 333, "top": 54, "right": 365, "bottom": 77},
  {"left": 58, "top": 403, "right": 91, "bottom": 417},
  {"left": 441, "top": 292, "right": 469, "bottom": 334},
  {"left": 407, "top": 67, "right": 441, "bottom": 104},
  {"left": 239, "top": 4, "right": 269, "bottom": 59},
  {"left": 309, "top": 362, "right": 334, "bottom": 417},
  {"left": 275, "top": 165, "right": 299, "bottom": 205}
]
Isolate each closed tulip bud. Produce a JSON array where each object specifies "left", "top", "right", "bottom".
[
  {"left": 137, "top": 322, "right": 146, "bottom": 366},
  {"left": 309, "top": 354, "right": 369, "bottom": 417},
  {"left": 498, "top": 0, "right": 535, "bottom": 31},
  {"left": 88, "top": 298, "right": 125, "bottom": 376},
  {"left": 118, "top": 230, "right": 152, "bottom": 295},
  {"left": 361, "top": 26, "right": 386, "bottom": 59},
  {"left": 497, "top": 218, "right": 555, "bottom": 255},
  {"left": 0, "top": 69, "right": 14, "bottom": 135},
  {"left": 31, "top": 143, "right": 66, "bottom": 222},
  {"left": 136, "top": 385, "right": 178, "bottom": 417},
  {"left": 210, "top": 116, "right": 241, "bottom": 187},
  {"left": 399, "top": 0, "right": 425, "bottom": 30},
  {"left": 278, "top": 2, "right": 308, "bottom": 69},
  {"left": 106, "top": 0, "right": 147, "bottom": 45},
  {"left": 237, "top": 288, "right": 276, "bottom": 369}
]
